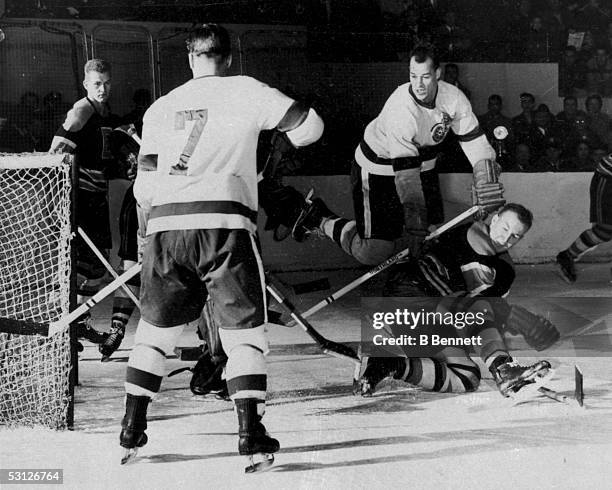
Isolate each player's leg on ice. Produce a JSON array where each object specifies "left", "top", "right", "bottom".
[
  {"left": 556, "top": 168, "right": 612, "bottom": 283},
  {"left": 100, "top": 185, "right": 140, "bottom": 360},
  {"left": 74, "top": 189, "right": 114, "bottom": 347},
  {"left": 358, "top": 349, "right": 481, "bottom": 397},
  {"left": 293, "top": 162, "right": 399, "bottom": 265},
  {"left": 210, "top": 231, "right": 279, "bottom": 472},
  {"left": 557, "top": 223, "right": 612, "bottom": 283},
  {"left": 220, "top": 326, "right": 279, "bottom": 473},
  {"left": 121, "top": 320, "right": 186, "bottom": 463},
  {"left": 463, "top": 298, "right": 552, "bottom": 397}
]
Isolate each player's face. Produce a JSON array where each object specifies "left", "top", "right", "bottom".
[
  {"left": 83, "top": 71, "right": 111, "bottom": 104},
  {"left": 409, "top": 57, "right": 440, "bottom": 104},
  {"left": 489, "top": 210, "right": 529, "bottom": 250}
]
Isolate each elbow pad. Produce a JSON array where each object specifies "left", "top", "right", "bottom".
[{"left": 285, "top": 108, "right": 324, "bottom": 147}]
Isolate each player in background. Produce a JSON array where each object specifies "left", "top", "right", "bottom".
[
  {"left": 49, "top": 58, "right": 121, "bottom": 345},
  {"left": 119, "top": 24, "right": 323, "bottom": 470},
  {"left": 99, "top": 89, "right": 153, "bottom": 361},
  {"left": 358, "top": 203, "right": 560, "bottom": 397},
  {"left": 291, "top": 44, "right": 504, "bottom": 276},
  {"left": 556, "top": 153, "right": 612, "bottom": 283}
]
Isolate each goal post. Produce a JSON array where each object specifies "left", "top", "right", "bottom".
[{"left": 0, "top": 152, "right": 75, "bottom": 429}]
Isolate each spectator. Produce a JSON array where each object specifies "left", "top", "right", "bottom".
[
  {"left": 575, "top": 0, "right": 610, "bottom": 40},
  {"left": 527, "top": 104, "right": 565, "bottom": 160},
  {"left": 558, "top": 45, "right": 588, "bottom": 97},
  {"left": 566, "top": 112, "right": 604, "bottom": 152},
  {"left": 510, "top": 142, "right": 533, "bottom": 172},
  {"left": 533, "top": 137, "right": 568, "bottom": 171},
  {"left": 508, "top": 0, "right": 535, "bottom": 59},
  {"left": 585, "top": 93, "right": 612, "bottom": 149},
  {"left": 512, "top": 92, "right": 536, "bottom": 144},
  {"left": 567, "top": 140, "right": 594, "bottom": 171},
  {"left": 586, "top": 47, "right": 612, "bottom": 96},
  {"left": 39, "top": 91, "right": 71, "bottom": 151},
  {"left": 478, "top": 94, "right": 514, "bottom": 160},
  {"left": 525, "top": 15, "right": 552, "bottom": 62},
  {"left": 442, "top": 63, "right": 470, "bottom": 99},
  {"left": 592, "top": 145, "right": 608, "bottom": 167},
  {"left": 556, "top": 95, "right": 587, "bottom": 126},
  {"left": 434, "top": 10, "right": 472, "bottom": 60}
]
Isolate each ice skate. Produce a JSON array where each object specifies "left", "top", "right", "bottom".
[
  {"left": 100, "top": 320, "right": 125, "bottom": 361},
  {"left": 490, "top": 357, "right": 552, "bottom": 397},
  {"left": 357, "top": 356, "right": 404, "bottom": 397},
  {"left": 75, "top": 313, "right": 108, "bottom": 345},
  {"left": 236, "top": 399, "right": 280, "bottom": 473},
  {"left": 291, "top": 189, "right": 332, "bottom": 242},
  {"left": 556, "top": 250, "right": 576, "bottom": 283},
  {"left": 119, "top": 394, "right": 150, "bottom": 465}
]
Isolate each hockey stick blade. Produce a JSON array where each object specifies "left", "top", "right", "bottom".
[{"left": 266, "top": 279, "right": 359, "bottom": 364}]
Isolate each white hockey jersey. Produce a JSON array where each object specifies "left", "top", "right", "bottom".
[
  {"left": 134, "top": 75, "right": 294, "bottom": 235},
  {"left": 355, "top": 80, "right": 494, "bottom": 176}
]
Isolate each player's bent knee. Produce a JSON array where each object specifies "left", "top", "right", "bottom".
[
  {"left": 350, "top": 238, "right": 395, "bottom": 265},
  {"left": 219, "top": 324, "right": 268, "bottom": 356}
]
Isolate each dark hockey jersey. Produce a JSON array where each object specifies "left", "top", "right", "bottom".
[
  {"left": 418, "top": 221, "right": 515, "bottom": 297},
  {"left": 50, "top": 97, "right": 120, "bottom": 192}
]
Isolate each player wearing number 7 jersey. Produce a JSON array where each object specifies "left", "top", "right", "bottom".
[{"left": 120, "top": 24, "right": 324, "bottom": 471}]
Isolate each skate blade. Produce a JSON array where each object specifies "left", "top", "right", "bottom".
[
  {"left": 245, "top": 453, "right": 275, "bottom": 473},
  {"left": 100, "top": 355, "right": 112, "bottom": 363},
  {"left": 509, "top": 369, "right": 556, "bottom": 404},
  {"left": 120, "top": 447, "right": 139, "bottom": 465}
]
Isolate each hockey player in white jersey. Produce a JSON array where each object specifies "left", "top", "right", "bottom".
[
  {"left": 292, "top": 43, "right": 504, "bottom": 268},
  {"left": 119, "top": 24, "right": 323, "bottom": 471}
]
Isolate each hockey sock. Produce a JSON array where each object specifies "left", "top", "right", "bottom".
[
  {"left": 401, "top": 356, "right": 481, "bottom": 393},
  {"left": 225, "top": 344, "right": 267, "bottom": 402},
  {"left": 112, "top": 260, "right": 139, "bottom": 329},
  {"left": 322, "top": 217, "right": 355, "bottom": 253},
  {"left": 567, "top": 223, "right": 612, "bottom": 260},
  {"left": 125, "top": 320, "right": 185, "bottom": 398}
]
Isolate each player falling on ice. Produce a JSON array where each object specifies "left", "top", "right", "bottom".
[
  {"left": 358, "top": 203, "right": 560, "bottom": 398},
  {"left": 118, "top": 24, "right": 324, "bottom": 472}
]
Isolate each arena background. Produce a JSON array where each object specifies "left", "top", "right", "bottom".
[{"left": 1, "top": 18, "right": 609, "bottom": 268}]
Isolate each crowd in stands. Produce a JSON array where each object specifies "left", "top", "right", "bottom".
[{"left": 449, "top": 77, "right": 611, "bottom": 172}]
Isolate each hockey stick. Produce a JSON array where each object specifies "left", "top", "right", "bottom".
[
  {"left": 266, "top": 274, "right": 359, "bottom": 365},
  {"left": 0, "top": 264, "right": 142, "bottom": 337},
  {"left": 77, "top": 227, "right": 140, "bottom": 308},
  {"left": 287, "top": 205, "right": 480, "bottom": 325}
]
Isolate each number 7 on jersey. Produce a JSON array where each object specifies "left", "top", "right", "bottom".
[{"left": 170, "top": 109, "right": 208, "bottom": 175}]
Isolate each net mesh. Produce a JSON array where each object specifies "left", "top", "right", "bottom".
[{"left": 0, "top": 153, "right": 72, "bottom": 429}]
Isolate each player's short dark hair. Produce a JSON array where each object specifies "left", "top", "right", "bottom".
[
  {"left": 520, "top": 92, "right": 535, "bottom": 103},
  {"left": 488, "top": 94, "right": 502, "bottom": 104},
  {"left": 498, "top": 203, "right": 533, "bottom": 230},
  {"left": 186, "top": 23, "right": 231, "bottom": 62},
  {"left": 84, "top": 58, "right": 111, "bottom": 76},
  {"left": 563, "top": 95, "right": 577, "bottom": 104},
  {"left": 409, "top": 43, "right": 440, "bottom": 69}
]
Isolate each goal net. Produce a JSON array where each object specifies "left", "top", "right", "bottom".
[{"left": 0, "top": 153, "right": 73, "bottom": 429}]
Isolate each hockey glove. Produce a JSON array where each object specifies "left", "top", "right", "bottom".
[
  {"left": 504, "top": 305, "right": 561, "bottom": 351},
  {"left": 471, "top": 159, "right": 505, "bottom": 216}
]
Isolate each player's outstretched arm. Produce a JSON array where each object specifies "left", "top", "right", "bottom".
[{"left": 277, "top": 101, "right": 324, "bottom": 148}]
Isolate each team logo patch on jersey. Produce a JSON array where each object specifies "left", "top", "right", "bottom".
[{"left": 430, "top": 112, "right": 451, "bottom": 143}]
